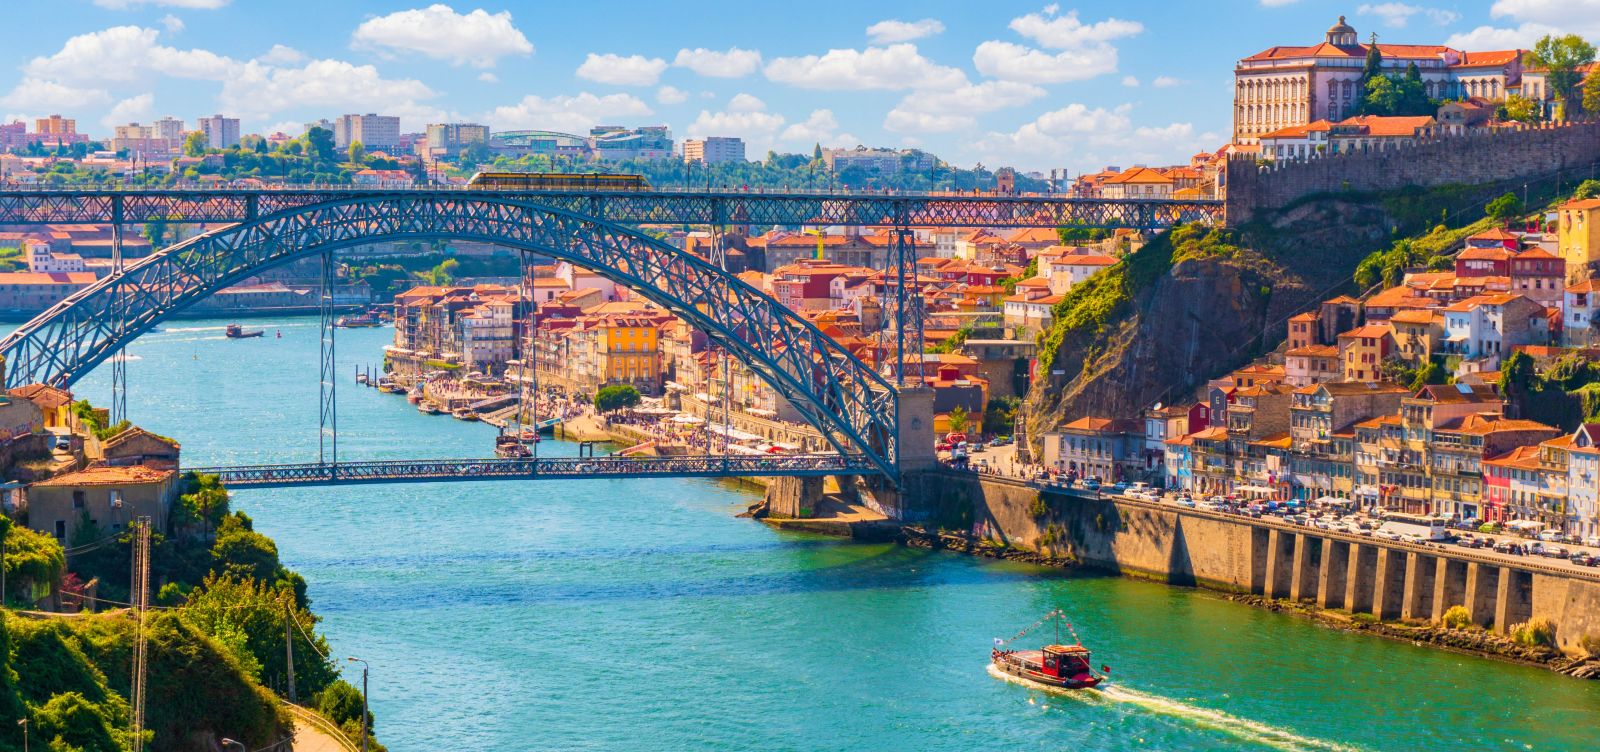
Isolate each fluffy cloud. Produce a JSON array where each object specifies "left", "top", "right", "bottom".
[
  {"left": 1121, "top": 75, "right": 1140, "bottom": 87},
  {"left": 865, "top": 18, "right": 945, "bottom": 44},
  {"left": 656, "top": 85, "right": 688, "bottom": 105},
  {"left": 1446, "top": 0, "right": 1600, "bottom": 48},
  {"left": 478, "top": 72, "right": 498, "bottom": 83},
  {"left": 0, "top": 79, "right": 112, "bottom": 113},
  {"left": 779, "top": 109, "right": 849, "bottom": 146},
  {"left": 973, "top": 103, "right": 1214, "bottom": 170},
  {"left": 1258, "top": 0, "right": 1299, "bottom": 6},
  {"left": 1007, "top": 9, "right": 1143, "bottom": 48},
  {"left": 686, "top": 94, "right": 787, "bottom": 154},
  {"left": 1152, "top": 75, "right": 1182, "bottom": 88},
  {"left": 24, "top": 26, "right": 238, "bottom": 85},
  {"left": 973, "top": 8, "right": 1140, "bottom": 85},
  {"left": 576, "top": 53, "right": 668, "bottom": 86},
  {"left": 160, "top": 14, "right": 185, "bottom": 33},
  {"left": 483, "top": 92, "right": 653, "bottom": 132},
  {"left": 765, "top": 44, "right": 965, "bottom": 91},
  {"left": 258, "top": 44, "right": 305, "bottom": 65},
  {"left": 885, "top": 80, "right": 1046, "bottom": 133},
  {"left": 352, "top": 5, "right": 533, "bottom": 68},
  {"left": 93, "top": 0, "right": 229, "bottom": 8},
  {"left": 220, "top": 58, "right": 440, "bottom": 125},
  {"left": 102, "top": 92, "right": 155, "bottom": 129},
  {"left": 973, "top": 41, "right": 1118, "bottom": 84},
  {"left": 1357, "top": 3, "right": 1460, "bottom": 28},
  {"left": 673, "top": 47, "right": 761, "bottom": 78}
]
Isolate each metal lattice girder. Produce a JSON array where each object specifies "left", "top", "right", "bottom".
[
  {"left": 0, "top": 195, "right": 903, "bottom": 478},
  {"left": 0, "top": 188, "right": 1222, "bottom": 230},
  {"left": 189, "top": 453, "right": 873, "bottom": 488}
]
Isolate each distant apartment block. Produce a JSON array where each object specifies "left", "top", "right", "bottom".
[
  {"left": 334, "top": 114, "right": 402, "bottom": 152},
  {"left": 305, "top": 119, "right": 334, "bottom": 135},
  {"left": 683, "top": 136, "right": 745, "bottom": 164},
  {"left": 196, "top": 114, "right": 241, "bottom": 149},
  {"left": 34, "top": 115, "right": 75, "bottom": 136},
  {"left": 110, "top": 123, "right": 178, "bottom": 158},
  {"left": 822, "top": 146, "right": 935, "bottom": 174},
  {"left": 152, "top": 116, "right": 185, "bottom": 142},
  {"left": 423, "top": 122, "right": 490, "bottom": 159}
]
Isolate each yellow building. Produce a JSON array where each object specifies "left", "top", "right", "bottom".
[
  {"left": 1558, "top": 198, "right": 1600, "bottom": 284},
  {"left": 596, "top": 315, "right": 663, "bottom": 395}
]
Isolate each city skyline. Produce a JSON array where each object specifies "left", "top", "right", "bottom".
[{"left": 0, "top": 0, "right": 1589, "bottom": 172}]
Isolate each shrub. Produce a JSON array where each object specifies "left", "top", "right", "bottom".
[
  {"left": 1579, "top": 633, "right": 1600, "bottom": 657},
  {"left": 594, "top": 384, "right": 642, "bottom": 413},
  {"left": 1512, "top": 617, "right": 1557, "bottom": 648},
  {"left": 1027, "top": 494, "right": 1048, "bottom": 519},
  {"left": 1441, "top": 605, "right": 1472, "bottom": 630}
]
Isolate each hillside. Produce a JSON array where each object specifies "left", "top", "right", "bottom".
[{"left": 1022, "top": 176, "right": 1575, "bottom": 448}]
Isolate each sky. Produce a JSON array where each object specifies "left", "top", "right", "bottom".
[{"left": 0, "top": 0, "right": 1594, "bottom": 173}]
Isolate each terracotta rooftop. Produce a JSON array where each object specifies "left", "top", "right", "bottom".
[{"left": 35, "top": 465, "right": 175, "bottom": 487}]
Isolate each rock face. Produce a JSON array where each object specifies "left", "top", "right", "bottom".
[{"left": 1024, "top": 197, "right": 1400, "bottom": 445}]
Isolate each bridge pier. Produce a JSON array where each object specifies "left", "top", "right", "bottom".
[
  {"left": 764, "top": 476, "right": 824, "bottom": 519},
  {"left": 1317, "top": 539, "right": 1349, "bottom": 609}
]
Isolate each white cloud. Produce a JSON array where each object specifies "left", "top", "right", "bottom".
[
  {"left": 779, "top": 109, "right": 843, "bottom": 145},
  {"left": 726, "top": 92, "right": 766, "bottom": 112},
  {"left": 352, "top": 5, "right": 532, "bottom": 68},
  {"left": 1152, "top": 75, "right": 1182, "bottom": 88},
  {"left": 885, "top": 80, "right": 1045, "bottom": 133},
  {"left": 94, "top": 0, "right": 229, "bottom": 8},
  {"left": 0, "top": 79, "right": 112, "bottom": 112},
  {"left": 672, "top": 47, "right": 761, "bottom": 78},
  {"left": 160, "top": 14, "right": 184, "bottom": 33},
  {"left": 24, "top": 26, "right": 239, "bottom": 86},
  {"left": 765, "top": 44, "right": 966, "bottom": 91},
  {"left": 687, "top": 95, "right": 786, "bottom": 154},
  {"left": 1445, "top": 23, "right": 1557, "bottom": 48},
  {"left": 101, "top": 93, "right": 155, "bottom": 129},
  {"left": 973, "top": 102, "right": 1214, "bottom": 170},
  {"left": 1446, "top": 0, "right": 1600, "bottom": 48},
  {"left": 865, "top": 18, "right": 945, "bottom": 44},
  {"left": 259, "top": 44, "right": 305, "bottom": 66},
  {"left": 973, "top": 41, "right": 1118, "bottom": 84},
  {"left": 576, "top": 53, "right": 668, "bottom": 86},
  {"left": 265, "top": 121, "right": 302, "bottom": 137},
  {"left": 1122, "top": 75, "right": 1139, "bottom": 87},
  {"left": 220, "top": 58, "right": 440, "bottom": 125},
  {"left": 483, "top": 92, "right": 653, "bottom": 133},
  {"left": 478, "top": 71, "right": 499, "bottom": 83},
  {"left": 656, "top": 85, "right": 688, "bottom": 105},
  {"left": 1357, "top": 3, "right": 1460, "bottom": 28},
  {"left": 1259, "top": 0, "right": 1298, "bottom": 6},
  {"left": 1007, "top": 9, "right": 1143, "bottom": 48}
]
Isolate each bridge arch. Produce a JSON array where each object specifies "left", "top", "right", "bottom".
[{"left": 0, "top": 195, "right": 900, "bottom": 477}]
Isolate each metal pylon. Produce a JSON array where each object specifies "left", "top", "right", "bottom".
[
  {"left": 319, "top": 250, "right": 337, "bottom": 466},
  {"left": 129, "top": 516, "right": 151, "bottom": 751},
  {"left": 110, "top": 219, "right": 127, "bottom": 424}
]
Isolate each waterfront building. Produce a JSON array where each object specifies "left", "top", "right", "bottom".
[
  {"left": 682, "top": 136, "right": 745, "bottom": 164},
  {"left": 0, "top": 270, "right": 97, "bottom": 311},
  {"left": 1042, "top": 417, "right": 1142, "bottom": 482},
  {"left": 1560, "top": 424, "right": 1600, "bottom": 538},
  {"left": 1233, "top": 16, "right": 1521, "bottom": 143},
  {"left": 334, "top": 114, "right": 401, "bottom": 151},
  {"left": 388, "top": 284, "right": 525, "bottom": 376},
  {"left": 1099, "top": 167, "right": 1173, "bottom": 199},
  {"left": 196, "top": 114, "right": 241, "bottom": 149},
  {"left": 1427, "top": 414, "right": 1561, "bottom": 520}
]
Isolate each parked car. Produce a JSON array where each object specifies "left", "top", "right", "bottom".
[
  {"left": 1544, "top": 546, "right": 1571, "bottom": 559},
  {"left": 1494, "top": 541, "right": 1524, "bottom": 555},
  {"left": 1082, "top": 479, "right": 1102, "bottom": 492},
  {"left": 1537, "top": 530, "right": 1563, "bottom": 543},
  {"left": 52, "top": 435, "right": 70, "bottom": 451},
  {"left": 1586, "top": 536, "right": 1600, "bottom": 549},
  {"left": 1571, "top": 553, "right": 1598, "bottom": 567}
]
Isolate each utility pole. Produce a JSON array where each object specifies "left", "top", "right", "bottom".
[
  {"left": 347, "top": 657, "right": 369, "bottom": 752},
  {"left": 129, "top": 516, "right": 151, "bottom": 752},
  {"left": 283, "top": 599, "right": 297, "bottom": 703}
]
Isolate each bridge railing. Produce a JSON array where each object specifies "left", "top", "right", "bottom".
[{"left": 190, "top": 453, "right": 874, "bottom": 487}]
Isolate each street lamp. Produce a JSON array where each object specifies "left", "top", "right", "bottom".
[
  {"left": 346, "top": 657, "right": 370, "bottom": 752},
  {"left": 18, "top": 718, "right": 27, "bottom": 752},
  {"left": 219, "top": 738, "right": 244, "bottom": 752}
]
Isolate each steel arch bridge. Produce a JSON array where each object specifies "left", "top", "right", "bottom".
[{"left": 0, "top": 194, "right": 901, "bottom": 479}]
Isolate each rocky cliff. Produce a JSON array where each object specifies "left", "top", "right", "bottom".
[{"left": 1022, "top": 195, "right": 1420, "bottom": 447}]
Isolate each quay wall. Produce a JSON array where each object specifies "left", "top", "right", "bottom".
[
  {"left": 1224, "top": 121, "right": 1600, "bottom": 224},
  {"left": 912, "top": 471, "right": 1600, "bottom": 653}
]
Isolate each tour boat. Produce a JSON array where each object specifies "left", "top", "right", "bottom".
[
  {"left": 991, "top": 609, "right": 1107, "bottom": 690},
  {"left": 495, "top": 435, "right": 532, "bottom": 458},
  {"left": 224, "top": 323, "right": 264, "bottom": 339},
  {"left": 407, "top": 387, "right": 424, "bottom": 404},
  {"left": 337, "top": 312, "right": 383, "bottom": 328},
  {"left": 418, "top": 402, "right": 443, "bottom": 415},
  {"left": 453, "top": 409, "right": 480, "bottom": 421}
]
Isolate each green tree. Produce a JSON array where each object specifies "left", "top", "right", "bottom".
[
  {"left": 1575, "top": 179, "right": 1600, "bottom": 201},
  {"left": 348, "top": 140, "right": 366, "bottom": 165},
  {"left": 1485, "top": 192, "right": 1524, "bottom": 224},
  {"left": 316, "top": 679, "right": 373, "bottom": 731},
  {"left": 947, "top": 406, "right": 970, "bottom": 434},
  {"left": 211, "top": 515, "right": 282, "bottom": 583},
  {"left": 1499, "top": 350, "right": 1536, "bottom": 402},
  {"left": 1498, "top": 93, "right": 1540, "bottom": 123},
  {"left": 594, "top": 384, "right": 642, "bottom": 413},
  {"left": 1585, "top": 72, "right": 1600, "bottom": 117},
  {"left": 3, "top": 524, "right": 64, "bottom": 606},
  {"left": 1525, "top": 34, "right": 1598, "bottom": 119},
  {"left": 180, "top": 575, "right": 338, "bottom": 697},
  {"left": 183, "top": 131, "right": 208, "bottom": 157},
  {"left": 306, "top": 126, "right": 336, "bottom": 163}
]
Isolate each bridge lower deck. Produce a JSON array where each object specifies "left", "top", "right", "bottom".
[{"left": 191, "top": 454, "right": 875, "bottom": 488}]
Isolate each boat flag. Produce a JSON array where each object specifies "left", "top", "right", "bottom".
[
  {"left": 993, "top": 637, "right": 1004, "bottom": 647},
  {"left": 1102, "top": 665, "right": 1111, "bottom": 674}
]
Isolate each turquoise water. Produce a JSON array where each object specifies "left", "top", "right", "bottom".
[{"left": 55, "top": 316, "right": 1600, "bottom": 751}]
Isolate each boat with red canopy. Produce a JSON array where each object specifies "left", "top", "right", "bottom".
[{"left": 991, "top": 609, "right": 1108, "bottom": 690}]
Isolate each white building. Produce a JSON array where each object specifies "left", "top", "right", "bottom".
[
  {"left": 682, "top": 136, "right": 745, "bottom": 164},
  {"left": 1234, "top": 16, "right": 1521, "bottom": 143},
  {"left": 334, "top": 114, "right": 402, "bottom": 151},
  {"left": 1566, "top": 280, "right": 1599, "bottom": 348},
  {"left": 196, "top": 114, "right": 240, "bottom": 149},
  {"left": 1566, "top": 425, "right": 1600, "bottom": 539},
  {"left": 457, "top": 298, "right": 517, "bottom": 372},
  {"left": 23, "top": 241, "right": 84, "bottom": 273},
  {"left": 152, "top": 116, "right": 185, "bottom": 142}
]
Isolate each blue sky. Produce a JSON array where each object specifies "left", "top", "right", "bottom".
[{"left": 0, "top": 0, "right": 1589, "bottom": 172}]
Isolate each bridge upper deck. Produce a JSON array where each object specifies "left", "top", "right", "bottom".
[{"left": 0, "top": 186, "right": 1221, "bottom": 229}]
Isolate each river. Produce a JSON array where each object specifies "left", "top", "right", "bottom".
[{"left": 52, "top": 316, "right": 1600, "bottom": 751}]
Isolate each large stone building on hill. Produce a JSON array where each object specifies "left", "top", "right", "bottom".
[{"left": 1233, "top": 16, "right": 1522, "bottom": 143}]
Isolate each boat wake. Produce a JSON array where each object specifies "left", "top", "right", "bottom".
[{"left": 987, "top": 664, "right": 1362, "bottom": 752}]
